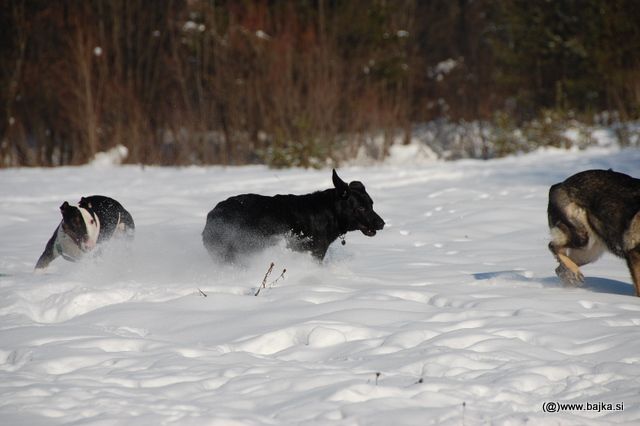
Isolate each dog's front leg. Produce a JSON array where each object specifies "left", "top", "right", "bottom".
[
  {"left": 310, "top": 240, "right": 330, "bottom": 262},
  {"left": 549, "top": 242, "right": 584, "bottom": 286},
  {"left": 35, "top": 227, "right": 61, "bottom": 271}
]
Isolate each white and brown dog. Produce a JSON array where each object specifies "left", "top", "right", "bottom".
[{"left": 35, "top": 195, "right": 135, "bottom": 270}]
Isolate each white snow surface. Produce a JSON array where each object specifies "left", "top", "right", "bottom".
[{"left": 1, "top": 147, "right": 640, "bottom": 425}]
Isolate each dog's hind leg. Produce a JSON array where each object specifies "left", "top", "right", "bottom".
[{"left": 625, "top": 250, "right": 640, "bottom": 297}]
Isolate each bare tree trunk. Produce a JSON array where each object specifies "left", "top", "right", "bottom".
[{"left": 1, "top": 1, "right": 28, "bottom": 166}]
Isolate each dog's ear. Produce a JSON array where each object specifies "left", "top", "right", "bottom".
[
  {"left": 80, "top": 197, "right": 92, "bottom": 209},
  {"left": 60, "top": 201, "right": 70, "bottom": 212},
  {"left": 332, "top": 169, "right": 350, "bottom": 199}
]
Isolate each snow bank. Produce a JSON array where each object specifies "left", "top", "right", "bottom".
[{"left": 89, "top": 144, "right": 129, "bottom": 167}]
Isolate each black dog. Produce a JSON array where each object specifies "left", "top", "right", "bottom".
[
  {"left": 35, "top": 195, "right": 135, "bottom": 270},
  {"left": 202, "top": 169, "right": 385, "bottom": 262},
  {"left": 548, "top": 169, "right": 640, "bottom": 296}
]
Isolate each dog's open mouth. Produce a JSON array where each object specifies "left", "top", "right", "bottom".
[{"left": 360, "top": 228, "right": 377, "bottom": 237}]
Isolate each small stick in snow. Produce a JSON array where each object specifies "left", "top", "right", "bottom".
[
  {"left": 198, "top": 288, "right": 208, "bottom": 297},
  {"left": 375, "top": 372, "right": 381, "bottom": 385},
  {"left": 255, "top": 262, "right": 275, "bottom": 296},
  {"left": 268, "top": 268, "right": 286, "bottom": 288}
]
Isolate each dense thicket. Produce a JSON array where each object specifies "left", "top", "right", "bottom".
[{"left": 1, "top": 0, "right": 639, "bottom": 167}]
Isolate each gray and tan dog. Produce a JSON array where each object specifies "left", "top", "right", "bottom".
[{"left": 548, "top": 169, "right": 640, "bottom": 296}]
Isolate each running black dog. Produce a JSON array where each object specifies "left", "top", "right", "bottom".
[
  {"left": 35, "top": 195, "right": 135, "bottom": 270},
  {"left": 202, "top": 169, "right": 385, "bottom": 262}
]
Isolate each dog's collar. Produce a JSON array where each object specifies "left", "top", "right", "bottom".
[{"left": 339, "top": 234, "right": 346, "bottom": 246}]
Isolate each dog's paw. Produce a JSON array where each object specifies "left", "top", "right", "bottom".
[{"left": 555, "top": 264, "right": 584, "bottom": 287}]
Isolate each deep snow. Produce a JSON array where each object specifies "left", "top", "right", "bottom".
[{"left": 1, "top": 147, "right": 640, "bottom": 425}]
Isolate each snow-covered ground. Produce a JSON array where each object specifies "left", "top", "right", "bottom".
[{"left": 1, "top": 147, "right": 640, "bottom": 425}]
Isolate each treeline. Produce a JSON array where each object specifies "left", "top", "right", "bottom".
[{"left": 1, "top": 0, "right": 639, "bottom": 167}]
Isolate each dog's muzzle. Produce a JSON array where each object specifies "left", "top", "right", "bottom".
[{"left": 360, "top": 217, "right": 385, "bottom": 237}]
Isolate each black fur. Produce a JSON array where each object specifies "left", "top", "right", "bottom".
[{"left": 202, "top": 169, "right": 385, "bottom": 262}]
